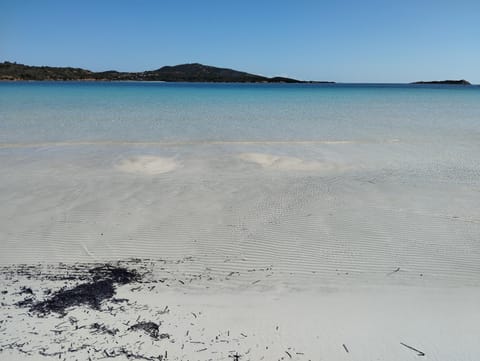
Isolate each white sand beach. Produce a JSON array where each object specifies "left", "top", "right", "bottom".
[{"left": 1, "top": 140, "right": 480, "bottom": 360}]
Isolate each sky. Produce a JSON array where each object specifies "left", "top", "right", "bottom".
[{"left": 1, "top": 0, "right": 479, "bottom": 83}]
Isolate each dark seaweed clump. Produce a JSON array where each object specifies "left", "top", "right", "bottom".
[
  {"left": 30, "top": 265, "right": 139, "bottom": 316},
  {"left": 91, "top": 322, "right": 119, "bottom": 336},
  {"left": 19, "top": 286, "right": 34, "bottom": 295},
  {"left": 129, "top": 321, "right": 169, "bottom": 340},
  {"left": 89, "top": 264, "right": 140, "bottom": 284}
]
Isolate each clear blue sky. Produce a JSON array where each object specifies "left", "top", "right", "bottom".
[{"left": 1, "top": 0, "right": 479, "bottom": 83}]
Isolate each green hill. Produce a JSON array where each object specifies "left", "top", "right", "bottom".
[{"left": 0, "top": 61, "right": 332, "bottom": 83}]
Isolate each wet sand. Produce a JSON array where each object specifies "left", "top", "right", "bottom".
[{"left": 1, "top": 141, "right": 480, "bottom": 360}]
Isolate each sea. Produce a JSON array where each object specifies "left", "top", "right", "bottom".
[
  {"left": 0, "top": 82, "right": 479, "bottom": 287},
  {"left": 1, "top": 82, "right": 480, "bottom": 144}
]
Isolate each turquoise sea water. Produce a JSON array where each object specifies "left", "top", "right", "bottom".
[{"left": 1, "top": 82, "right": 480, "bottom": 144}]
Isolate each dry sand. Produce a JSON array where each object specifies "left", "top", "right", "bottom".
[
  {"left": 1, "top": 260, "right": 479, "bottom": 361},
  {"left": 1, "top": 141, "right": 480, "bottom": 360}
]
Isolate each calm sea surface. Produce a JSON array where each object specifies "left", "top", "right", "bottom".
[{"left": 1, "top": 82, "right": 479, "bottom": 144}]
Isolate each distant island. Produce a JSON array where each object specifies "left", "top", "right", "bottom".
[
  {"left": 0, "top": 61, "right": 334, "bottom": 83},
  {"left": 412, "top": 79, "right": 471, "bottom": 85}
]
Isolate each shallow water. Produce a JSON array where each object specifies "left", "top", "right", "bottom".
[{"left": 1, "top": 82, "right": 479, "bottom": 288}]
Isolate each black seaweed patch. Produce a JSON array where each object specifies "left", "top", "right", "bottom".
[{"left": 29, "top": 265, "right": 139, "bottom": 315}]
